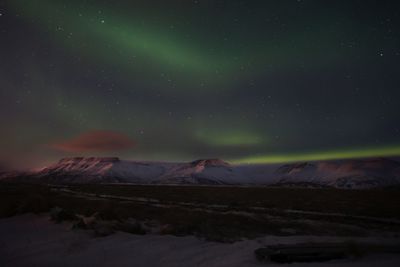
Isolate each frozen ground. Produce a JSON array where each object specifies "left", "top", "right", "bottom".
[{"left": 1, "top": 214, "right": 400, "bottom": 267}]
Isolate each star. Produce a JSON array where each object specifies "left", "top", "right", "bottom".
[{"left": 2, "top": 0, "right": 400, "bottom": 166}]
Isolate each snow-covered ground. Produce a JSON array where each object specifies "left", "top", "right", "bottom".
[{"left": 1, "top": 214, "right": 400, "bottom": 267}]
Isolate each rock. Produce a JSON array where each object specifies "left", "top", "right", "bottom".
[
  {"left": 142, "top": 220, "right": 160, "bottom": 234},
  {"left": 72, "top": 212, "right": 116, "bottom": 237},
  {"left": 255, "top": 243, "right": 350, "bottom": 263},
  {"left": 116, "top": 219, "right": 146, "bottom": 235},
  {"left": 93, "top": 221, "right": 115, "bottom": 237},
  {"left": 72, "top": 213, "right": 99, "bottom": 229},
  {"left": 159, "top": 224, "right": 175, "bottom": 235},
  {"left": 254, "top": 247, "right": 275, "bottom": 262},
  {"left": 50, "top": 207, "right": 75, "bottom": 223}
]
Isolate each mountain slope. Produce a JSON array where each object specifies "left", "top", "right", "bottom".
[
  {"left": 274, "top": 158, "right": 400, "bottom": 188},
  {"left": 35, "top": 157, "right": 169, "bottom": 184},
  {"left": 1, "top": 157, "right": 400, "bottom": 189},
  {"left": 30, "top": 157, "right": 239, "bottom": 185}
]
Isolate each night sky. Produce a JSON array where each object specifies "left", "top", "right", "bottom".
[{"left": 1, "top": 0, "right": 400, "bottom": 169}]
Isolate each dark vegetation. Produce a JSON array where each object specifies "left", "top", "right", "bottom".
[
  {"left": 73, "top": 184, "right": 400, "bottom": 219},
  {"left": 1, "top": 183, "right": 400, "bottom": 242}
]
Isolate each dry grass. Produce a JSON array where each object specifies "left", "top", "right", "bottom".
[{"left": 1, "top": 182, "right": 400, "bottom": 242}]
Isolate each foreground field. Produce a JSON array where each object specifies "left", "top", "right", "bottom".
[
  {"left": 1, "top": 183, "right": 400, "bottom": 266},
  {"left": 1, "top": 214, "right": 400, "bottom": 267},
  {"left": 1, "top": 183, "right": 400, "bottom": 241}
]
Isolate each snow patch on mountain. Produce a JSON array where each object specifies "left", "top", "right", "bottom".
[{"left": 2, "top": 157, "right": 400, "bottom": 189}]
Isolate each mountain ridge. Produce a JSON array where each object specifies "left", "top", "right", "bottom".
[{"left": 1, "top": 157, "right": 400, "bottom": 189}]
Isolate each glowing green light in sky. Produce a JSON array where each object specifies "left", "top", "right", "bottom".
[
  {"left": 232, "top": 145, "right": 400, "bottom": 164},
  {"left": 10, "top": 0, "right": 235, "bottom": 78},
  {"left": 10, "top": 0, "right": 356, "bottom": 86}
]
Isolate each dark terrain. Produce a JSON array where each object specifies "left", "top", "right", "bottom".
[{"left": 1, "top": 183, "right": 400, "bottom": 242}]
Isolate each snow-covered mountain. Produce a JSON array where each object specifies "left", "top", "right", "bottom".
[
  {"left": 274, "top": 158, "right": 400, "bottom": 189},
  {"left": 1, "top": 157, "right": 400, "bottom": 189},
  {"left": 32, "top": 157, "right": 241, "bottom": 185},
  {"left": 35, "top": 157, "right": 169, "bottom": 184}
]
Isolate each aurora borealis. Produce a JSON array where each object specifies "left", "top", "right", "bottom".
[{"left": 1, "top": 0, "right": 400, "bottom": 168}]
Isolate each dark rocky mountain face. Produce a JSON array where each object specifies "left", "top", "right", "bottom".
[
  {"left": 190, "top": 159, "right": 230, "bottom": 168},
  {"left": 275, "top": 162, "right": 316, "bottom": 175}
]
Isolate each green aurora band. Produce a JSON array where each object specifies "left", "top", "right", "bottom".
[
  {"left": 232, "top": 145, "right": 400, "bottom": 164},
  {"left": 10, "top": 0, "right": 361, "bottom": 87},
  {"left": 4, "top": 1, "right": 400, "bottom": 165},
  {"left": 11, "top": 0, "right": 238, "bottom": 79}
]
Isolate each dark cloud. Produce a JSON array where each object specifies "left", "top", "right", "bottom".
[{"left": 51, "top": 131, "right": 135, "bottom": 153}]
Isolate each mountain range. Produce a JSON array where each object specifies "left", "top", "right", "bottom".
[{"left": 1, "top": 157, "right": 400, "bottom": 189}]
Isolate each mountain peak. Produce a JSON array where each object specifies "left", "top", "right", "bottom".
[
  {"left": 190, "top": 159, "right": 230, "bottom": 167},
  {"left": 2, "top": 157, "right": 399, "bottom": 189},
  {"left": 276, "top": 162, "right": 315, "bottom": 174},
  {"left": 58, "top": 157, "right": 120, "bottom": 165}
]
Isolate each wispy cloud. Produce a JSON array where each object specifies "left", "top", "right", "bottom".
[{"left": 51, "top": 130, "right": 135, "bottom": 153}]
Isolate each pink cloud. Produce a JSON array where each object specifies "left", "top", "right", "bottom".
[{"left": 52, "top": 130, "right": 135, "bottom": 153}]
